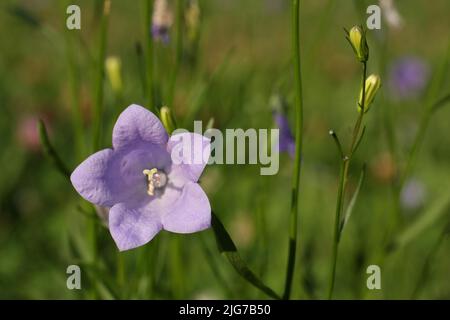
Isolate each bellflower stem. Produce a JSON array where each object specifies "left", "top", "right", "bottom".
[
  {"left": 283, "top": 0, "right": 304, "bottom": 300},
  {"left": 328, "top": 61, "right": 367, "bottom": 299}
]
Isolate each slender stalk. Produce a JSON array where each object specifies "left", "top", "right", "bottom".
[
  {"left": 145, "top": 0, "right": 156, "bottom": 112},
  {"left": 328, "top": 61, "right": 367, "bottom": 299},
  {"left": 92, "top": 0, "right": 110, "bottom": 151},
  {"left": 328, "top": 157, "right": 348, "bottom": 299},
  {"left": 350, "top": 62, "right": 367, "bottom": 153},
  {"left": 283, "top": 0, "right": 304, "bottom": 300}
]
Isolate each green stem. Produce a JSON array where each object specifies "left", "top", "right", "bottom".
[
  {"left": 92, "top": 0, "right": 110, "bottom": 151},
  {"left": 145, "top": 0, "right": 156, "bottom": 112},
  {"left": 328, "top": 61, "right": 367, "bottom": 299},
  {"left": 350, "top": 62, "right": 367, "bottom": 153},
  {"left": 328, "top": 158, "right": 348, "bottom": 299},
  {"left": 283, "top": 0, "right": 304, "bottom": 300}
]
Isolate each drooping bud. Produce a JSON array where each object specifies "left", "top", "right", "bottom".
[
  {"left": 359, "top": 74, "right": 381, "bottom": 113},
  {"left": 105, "top": 56, "right": 123, "bottom": 94},
  {"left": 346, "top": 25, "right": 369, "bottom": 63}
]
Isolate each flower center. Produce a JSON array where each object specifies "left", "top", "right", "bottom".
[{"left": 143, "top": 168, "right": 167, "bottom": 196}]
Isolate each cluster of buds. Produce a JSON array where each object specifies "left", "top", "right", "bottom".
[{"left": 346, "top": 25, "right": 381, "bottom": 112}]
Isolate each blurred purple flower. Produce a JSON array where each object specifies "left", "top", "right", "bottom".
[
  {"left": 152, "top": 0, "right": 173, "bottom": 43},
  {"left": 379, "top": 0, "right": 403, "bottom": 30},
  {"left": 152, "top": 25, "right": 170, "bottom": 43},
  {"left": 400, "top": 178, "right": 427, "bottom": 211},
  {"left": 71, "top": 104, "right": 211, "bottom": 251},
  {"left": 388, "top": 57, "right": 429, "bottom": 100},
  {"left": 273, "top": 111, "right": 295, "bottom": 158}
]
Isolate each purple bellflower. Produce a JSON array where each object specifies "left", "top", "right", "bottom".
[
  {"left": 388, "top": 57, "right": 429, "bottom": 100},
  {"left": 71, "top": 105, "right": 211, "bottom": 251}
]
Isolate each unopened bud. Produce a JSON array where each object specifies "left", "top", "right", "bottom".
[
  {"left": 359, "top": 74, "right": 381, "bottom": 113},
  {"left": 346, "top": 25, "right": 369, "bottom": 63}
]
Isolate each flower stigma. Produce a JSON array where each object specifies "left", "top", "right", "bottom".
[{"left": 143, "top": 168, "right": 168, "bottom": 196}]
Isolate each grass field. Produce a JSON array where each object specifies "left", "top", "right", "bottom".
[{"left": 0, "top": 0, "right": 449, "bottom": 299}]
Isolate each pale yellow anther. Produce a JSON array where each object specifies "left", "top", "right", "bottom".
[
  {"left": 143, "top": 168, "right": 158, "bottom": 196},
  {"left": 143, "top": 168, "right": 167, "bottom": 196}
]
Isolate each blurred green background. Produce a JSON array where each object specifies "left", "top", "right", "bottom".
[{"left": 0, "top": 0, "right": 449, "bottom": 299}]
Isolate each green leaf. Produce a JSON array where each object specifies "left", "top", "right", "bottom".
[
  {"left": 339, "top": 164, "right": 366, "bottom": 240},
  {"left": 394, "top": 191, "right": 450, "bottom": 250},
  {"left": 211, "top": 212, "right": 281, "bottom": 300},
  {"left": 8, "top": 5, "right": 41, "bottom": 28},
  {"left": 431, "top": 93, "right": 450, "bottom": 113}
]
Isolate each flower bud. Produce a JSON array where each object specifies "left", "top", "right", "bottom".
[
  {"left": 359, "top": 74, "right": 381, "bottom": 113},
  {"left": 346, "top": 25, "right": 369, "bottom": 62},
  {"left": 105, "top": 56, "right": 123, "bottom": 94},
  {"left": 160, "top": 106, "right": 177, "bottom": 134}
]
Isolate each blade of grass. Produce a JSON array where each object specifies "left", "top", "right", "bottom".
[
  {"left": 339, "top": 164, "right": 366, "bottom": 239},
  {"left": 211, "top": 212, "right": 281, "bottom": 300},
  {"left": 393, "top": 191, "right": 450, "bottom": 250},
  {"left": 38, "top": 120, "right": 71, "bottom": 179}
]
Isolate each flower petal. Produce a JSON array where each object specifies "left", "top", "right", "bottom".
[
  {"left": 162, "top": 182, "right": 211, "bottom": 234},
  {"left": 109, "top": 202, "right": 162, "bottom": 251},
  {"left": 71, "top": 149, "right": 119, "bottom": 207},
  {"left": 167, "top": 132, "right": 210, "bottom": 182},
  {"left": 71, "top": 147, "right": 157, "bottom": 207},
  {"left": 112, "top": 104, "right": 168, "bottom": 150}
]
